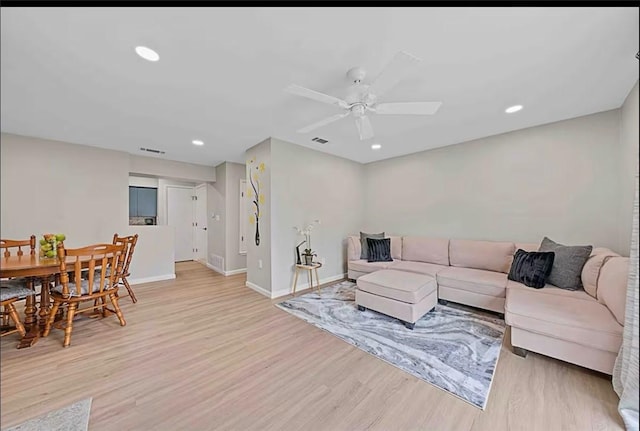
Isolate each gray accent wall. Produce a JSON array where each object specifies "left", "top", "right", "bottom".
[{"left": 363, "top": 109, "right": 627, "bottom": 254}]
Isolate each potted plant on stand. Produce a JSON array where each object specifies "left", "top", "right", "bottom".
[{"left": 294, "top": 220, "right": 320, "bottom": 266}]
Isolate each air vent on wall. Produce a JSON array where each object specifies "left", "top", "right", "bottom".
[
  {"left": 139, "top": 147, "right": 166, "bottom": 155},
  {"left": 311, "top": 137, "right": 329, "bottom": 144}
]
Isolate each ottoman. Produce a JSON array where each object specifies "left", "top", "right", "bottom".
[{"left": 356, "top": 269, "right": 437, "bottom": 329}]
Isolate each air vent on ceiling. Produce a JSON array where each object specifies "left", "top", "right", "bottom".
[
  {"left": 139, "top": 147, "right": 166, "bottom": 155},
  {"left": 311, "top": 137, "right": 329, "bottom": 144}
]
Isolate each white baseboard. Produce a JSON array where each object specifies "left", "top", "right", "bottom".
[
  {"left": 271, "top": 273, "right": 347, "bottom": 299},
  {"left": 206, "top": 263, "right": 247, "bottom": 277},
  {"left": 246, "top": 281, "right": 271, "bottom": 298},
  {"left": 128, "top": 274, "right": 176, "bottom": 285},
  {"left": 225, "top": 268, "right": 247, "bottom": 276}
]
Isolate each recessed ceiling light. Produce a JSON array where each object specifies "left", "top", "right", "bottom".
[
  {"left": 505, "top": 105, "right": 523, "bottom": 114},
  {"left": 192, "top": 140, "right": 204, "bottom": 146},
  {"left": 135, "top": 46, "right": 159, "bottom": 62},
  {"left": 371, "top": 144, "right": 382, "bottom": 150}
]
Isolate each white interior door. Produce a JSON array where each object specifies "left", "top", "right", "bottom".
[
  {"left": 167, "top": 186, "right": 195, "bottom": 262},
  {"left": 194, "top": 184, "right": 208, "bottom": 263}
]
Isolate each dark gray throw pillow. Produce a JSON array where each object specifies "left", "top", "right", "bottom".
[
  {"left": 367, "top": 238, "right": 393, "bottom": 263},
  {"left": 508, "top": 249, "right": 555, "bottom": 289},
  {"left": 538, "top": 237, "right": 592, "bottom": 290},
  {"left": 360, "top": 231, "right": 384, "bottom": 260}
]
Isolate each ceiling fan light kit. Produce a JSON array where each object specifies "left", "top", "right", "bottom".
[{"left": 285, "top": 51, "right": 443, "bottom": 142}]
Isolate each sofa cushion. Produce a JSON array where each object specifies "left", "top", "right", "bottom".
[
  {"left": 392, "top": 261, "right": 449, "bottom": 277},
  {"left": 0, "top": 284, "right": 35, "bottom": 301},
  {"left": 505, "top": 287, "right": 623, "bottom": 353},
  {"left": 349, "top": 259, "right": 396, "bottom": 273},
  {"left": 360, "top": 232, "right": 384, "bottom": 260},
  {"left": 538, "top": 237, "right": 592, "bottom": 291},
  {"left": 449, "top": 239, "right": 515, "bottom": 273},
  {"left": 581, "top": 248, "right": 620, "bottom": 299},
  {"left": 367, "top": 238, "right": 393, "bottom": 263},
  {"left": 401, "top": 237, "right": 449, "bottom": 266},
  {"left": 507, "top": 249, "right": 555, "bottom": 289},
  {"left": 437, "top": 267, "right": 508, "bottom": 298},
  {"left": 597, "top": 257, "right": 629, "bottom": 325},
  {"left": 507, "top": 280, "right": 595, "bottom": 302},
  {"left": 357, "top": 269, "right": 436, "bottom": 304}
]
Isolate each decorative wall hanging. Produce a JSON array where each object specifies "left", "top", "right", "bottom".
[{"left": 248, "top": 158, "right": 265, "bottom": 246}]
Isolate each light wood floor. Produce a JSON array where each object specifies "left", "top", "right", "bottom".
[{"left": 1, "top": 261, "right": 623, "bottom": 430}]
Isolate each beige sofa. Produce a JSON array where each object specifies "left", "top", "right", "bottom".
[{"left": 346, "top": 235, "right": 629, "bottom": 374}]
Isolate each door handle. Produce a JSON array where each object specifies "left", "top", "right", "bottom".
[{"left": 202, "top": 227, "right": 207, "bottom": 231}]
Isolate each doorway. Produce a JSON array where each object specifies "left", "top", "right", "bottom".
[{"left": 167, "top": 186, "right": 195, "bottom": 262}]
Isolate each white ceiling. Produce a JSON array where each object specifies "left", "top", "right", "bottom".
[{"left": 1, "top": 7, "right": 638, "bottom": 166}]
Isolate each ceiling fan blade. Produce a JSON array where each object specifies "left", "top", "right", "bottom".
[
  {"left": 370, "top": 51, "right": 421, "bottom": 97},
  {"left": 297, "top": 112, "right": 350, "bottom": 134},
  {"left": 355, "top": 116, "right": 374, "bottom": 140},
  {"left": 375, "top": 101, "right": 442, "bottom": 115},
  {"left": 285, "top": 84, "right": 348, "bottom": 109}
]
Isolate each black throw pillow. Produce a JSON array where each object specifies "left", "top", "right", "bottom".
[
  {"left": 508, "top": 249, "right": 555, "bottom": 289},
  {"left": 367, "top": 238, "right": 393, "bottom": 263}
]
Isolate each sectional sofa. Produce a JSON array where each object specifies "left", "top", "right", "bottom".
[{"left": 347, "top": 235, "right": 629, "bottom": 374}]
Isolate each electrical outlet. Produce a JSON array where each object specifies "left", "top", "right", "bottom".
[{"left": 258, "top": 259, "right": 263, "bottom": 269}]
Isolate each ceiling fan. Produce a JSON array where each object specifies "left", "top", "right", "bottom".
[{"left": 285, "top": 51, "right": 442, "bottom": 141}]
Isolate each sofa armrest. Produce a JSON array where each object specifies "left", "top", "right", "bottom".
[{"left": 347, "top": 236, "right": 361, "bottom": 261}]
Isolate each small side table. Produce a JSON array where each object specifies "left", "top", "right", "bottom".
[{"left": 292, "top": 262, "right": 323, "bottom": 296}]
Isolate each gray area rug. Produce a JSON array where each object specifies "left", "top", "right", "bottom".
[
  {"left": 5, "top": 398, "right": 92, "bottom": 431},
  {"left": 276, "top": 281, "right": 505, "bottom": 409}
]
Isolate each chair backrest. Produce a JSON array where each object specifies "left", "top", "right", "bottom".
[
  {"left": 112, "top": 234, "right": 138, "bottom": 277},
  {"left": 1, "top": 236, "right": 36, "bottom": 258},
  {"left": 57, "top": 243, "right": 125, "bottom": 297}
]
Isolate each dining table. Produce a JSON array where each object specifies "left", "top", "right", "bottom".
[{"left": 1, "top": 254, "right": 93, "bottom": 348}]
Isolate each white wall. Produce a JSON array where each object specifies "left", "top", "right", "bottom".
[
  {"left": 208, "top": 163, "right": 226, "bottom": 271},
  {"left": 270, "top": 138, "right": 364, "bottom": 298},
  {"left": 129, "top": 175, "right": 159, "bottom": 188},
  {"left": 130, "top": 154, "right": 215, "bottom": 183},
  {"left": 0, "top": 132, "right": 217, "bottom": 282},
  {"left": 123, "top": 226, "right": 176, "bottom": 284},
  {"left": 363, "top": 110, "right": 625, "bottom": 254},
  {"left": 619, "top": 81, "right": 639, "bottom": 255},
  {"left": 1, "top": 133, "right": 129, "bottom": 246},
  {"left": 206, "top": 162, "right": 247, "bottom": 274},
  {"left": 245, "top": 139, "right": 271, "bottom": 294}
]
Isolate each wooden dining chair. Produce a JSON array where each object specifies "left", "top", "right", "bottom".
[
  {"left": 112, "top": 234, "right": 139, "bottom": 303},
  {"left": 43, "top": 243, "right": 127, "bottom": 347},
  {"left": 1, "top": 285, "right": 35, "bottom": 338},
  {"left": 1, "top": 236, "right": 37, "bottom": 327},
  {"left": 1, "top": 236, "right": 37, "bottom": 259}
]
